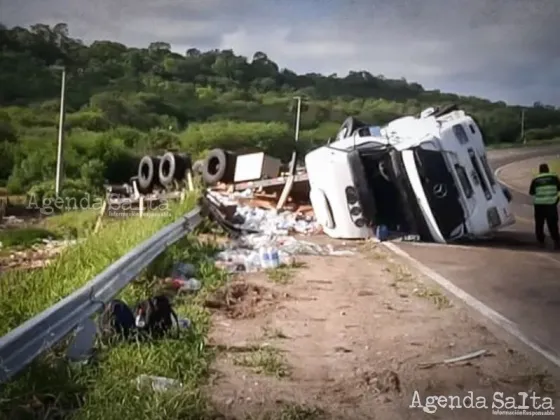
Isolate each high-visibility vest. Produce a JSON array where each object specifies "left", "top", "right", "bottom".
[{"left": 532, "top": 172, "right": 559, "bottom": 205}]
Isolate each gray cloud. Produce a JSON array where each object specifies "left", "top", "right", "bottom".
[{"left": 1, "top": 0, "right": 559, "bottom": 105}]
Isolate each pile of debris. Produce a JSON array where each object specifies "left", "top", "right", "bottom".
[
  {"left": 205, "top": 188, "right": 318, "bottom": 234},
  {"left": 0, "top": 238, "right": 78, "bottom": 270},
  {"left": 1, "top": 215, "right": 26, "bottom": 227},
  {"left": 202, "top": 188, "right": 355, "bottom": 273}
]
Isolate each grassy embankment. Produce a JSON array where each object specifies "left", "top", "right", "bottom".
[{"left": 0, "top": 193, "right": 232, "bottom": 419}]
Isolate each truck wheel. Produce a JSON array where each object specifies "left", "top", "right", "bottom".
[
  {"left": 159, "top": 152, "right": 192, "bottom": 186},
  {"left": 137, "top": 155, "right": 161, "bottom": 193},
  {"left": 201, "top": 149, "right": 236, "bottom": 185}
]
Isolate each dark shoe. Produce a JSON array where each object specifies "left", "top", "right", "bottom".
[{"left": 538, "top": 242, "right": 546, "bottom": 249}]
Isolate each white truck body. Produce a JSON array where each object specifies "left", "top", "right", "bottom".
[{"left": 304, "top": 106, "right": 515, "bottom": 242}]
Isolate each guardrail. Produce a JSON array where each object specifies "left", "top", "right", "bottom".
[{"left": 0, "top": 207, "right": 203, "bottom": 384}]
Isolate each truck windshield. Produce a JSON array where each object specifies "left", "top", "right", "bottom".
[{"left": 412, "top": 148, "right": 466, "bottom": 239}]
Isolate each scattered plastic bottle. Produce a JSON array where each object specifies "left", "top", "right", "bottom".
[
  {"left": 178, "top": 278, "right": 201, "bottom": 292},
  {"left": 259, "top": 247, "right": 271, "bottom": 269},
  {"left": 269, "top": 247, "right": 280, "bottom": 268},
  {"left": 134, "top": 374, "right": 183, "bottom": 392},
  {"left": 244, "top": 251, "right": 261, "bottom": 272}
]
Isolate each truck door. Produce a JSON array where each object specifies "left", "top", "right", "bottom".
[{"left": 412, "top": 147, "right": 466, "bottom": 239}]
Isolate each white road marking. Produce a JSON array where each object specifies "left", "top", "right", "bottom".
[
  {"left": 379, "top": 153, "right": 560, "bottom": 370},
  {"left": 383, "top": 241, "right": 560, "bottom": 369}
]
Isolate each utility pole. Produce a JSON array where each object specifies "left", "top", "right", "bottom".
[
  {"left": 288, "top": 96, "right": 302, "bottom": 175},
  {"left": 520, "top": 108, "right": 525, "bottom": 144},
  {"left": 54, "top": 66, "right": 67, "bottom": 197}
]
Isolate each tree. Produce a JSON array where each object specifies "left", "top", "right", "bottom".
[{"left": 1, "top": 21, "right": 560, "bottom": 192}]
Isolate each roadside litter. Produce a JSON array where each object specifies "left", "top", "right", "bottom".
[
  {"left": 418, "top": 349, "right": 489, "bottom": 369},
  {"left": 202, "top": 190, "right": 356, "bottom": 273},
  {"left": 98, "top": 295, "right": 190, "bottom": 343},
  {"left": 205, "top": 189, "right": 319, "bottom": 235},
  {"left": 215, "top": 235, "right": 356, "bottom": 273},
  {"left": 162, "top": 262, "right": 202, "bottom": 292},
  {"left": 134, "top": 374, "right": 184, "bottom": 392},
  {"left": 0, "top": 238, "right": 78, "bottom": 270}
]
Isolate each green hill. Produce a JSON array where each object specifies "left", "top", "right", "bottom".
[{"left": 2, "top": 22, "right": 560, "bottom": 194}]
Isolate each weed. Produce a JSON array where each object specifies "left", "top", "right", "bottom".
[
  {"left": 41, "top": 210, "right": 99, "bottom": 239},
  {"left": 413, "top": 286, "right": 451, "bottom": 309},
  {"left": 234, "top": 346, "right": 290, "bottom": 378},
  {"left": 0, "top": 224, "right": 230, "bottom": 419},
  {"left": 266, "top": 261, "right": 305, "bottom": 285},
  {"left": 364, "top": 246, "right": 452, "bottom": 310},
  {"left": 261, "top": 402, "right": 325, "bottom": 420},
  {"left": 0, "top": 194, "right": 198, "bottom": 335},
  {"left": 0, "top": 227, "right": 59, "bottom": 248}
]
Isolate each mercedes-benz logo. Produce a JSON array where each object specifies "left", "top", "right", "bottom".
[{"left": 433, "top": 183, "right": 447, "bottom": 198}]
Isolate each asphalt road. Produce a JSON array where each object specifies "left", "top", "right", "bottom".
[{"left": 393, "top": 145, "right": 560, "bottom": 366}]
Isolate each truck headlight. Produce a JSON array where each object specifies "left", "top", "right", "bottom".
[{"left": 345, "top": 186, "right": 359, "bottom": 205}]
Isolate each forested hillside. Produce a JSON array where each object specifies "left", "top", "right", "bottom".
[{"left": 2, "top": 22, "right": 560, "bottom": 195}]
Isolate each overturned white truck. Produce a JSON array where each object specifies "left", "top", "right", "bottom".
[{"left": 304, "top": 105, "right": 515, "bottom": 242}]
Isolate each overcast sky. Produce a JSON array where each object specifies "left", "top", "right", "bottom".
[{"left": 2, "top": 0, "right": 559, "bottom": 106}]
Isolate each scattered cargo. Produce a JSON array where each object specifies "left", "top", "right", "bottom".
[
  {"left": 197, "top": 104, "right": 516, "bottom": 244},
  {"left": 95, "top": 103, "right": 516, "bottom": 243}
]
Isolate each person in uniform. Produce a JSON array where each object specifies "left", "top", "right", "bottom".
[{"left": 529, "top": 163, "right": 560, "bottom": 249}]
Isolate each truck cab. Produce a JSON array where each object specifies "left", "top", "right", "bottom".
[{"left": 304, "top": 105, "right": 515, "bottom": 242}]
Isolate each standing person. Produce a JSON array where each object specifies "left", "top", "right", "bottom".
[{"left": 529, "top": 163, "right": 560, "bottom": 249}]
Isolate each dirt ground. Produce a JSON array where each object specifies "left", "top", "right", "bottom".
[{"left": 204, "top": 240, "right": 559, "bottom": 420}]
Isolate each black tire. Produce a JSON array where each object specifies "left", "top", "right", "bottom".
[
  {"left": 159, "top": 152, "right": 192, "bottom": 186},
  {"left": 137, "top": 155, "right": 161, "bottom": 193},
  {"left": 201, "top": 149, "right": 237, "bottom": 185},
  {"left": 192, "top": 159, "right": 204, "bottom": 175}
]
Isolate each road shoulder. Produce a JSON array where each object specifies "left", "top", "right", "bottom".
[{"left": 204, "top": 241, "right": 559, "bottom": 419}]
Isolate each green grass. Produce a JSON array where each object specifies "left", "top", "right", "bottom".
[
  {"left": 40, "top": 209, "right": 100, "bottom": 239},
  {"left": 0, "top": 227, "right": 60, "bottom": 248},
  {"left": 0, "top": 194, "right": 198, "bottom": 336},
  {"left": 260, "top": 403, "right": 325, "bottom": 420},
  {"left": 233, "top": 346, "right": 291, "bottom": 379},
  {"left": 0, "top": 233, "right": 229, "bottom": 419},
  {"left": 0, "top": 210, "right": 98, "bottom": 252},
  {"left": 266, "top": 261, "right": 306, "bottom": 285}
]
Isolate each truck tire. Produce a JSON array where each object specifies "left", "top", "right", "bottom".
[
  {"left": 192, "top": 159, "right": 204, "bottom": 175},
  {"left": 201, "top": 149, "right": 236, "bottom": 185},
  {"left": 137, "top": 155, "right": 161, "bottom": 193},
  {"left": 159, "top": 152, "right": 192, "bottom": 186}
]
